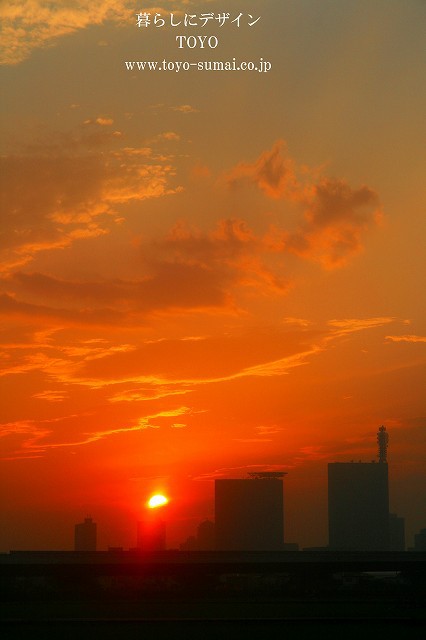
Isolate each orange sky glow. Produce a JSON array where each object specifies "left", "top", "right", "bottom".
[{"left": 0, "top": 0, "right": 425, "bottom": 551}]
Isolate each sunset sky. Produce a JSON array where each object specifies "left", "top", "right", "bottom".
[{"left": 1, "top": 0, "right": 425, "bottom": 551}]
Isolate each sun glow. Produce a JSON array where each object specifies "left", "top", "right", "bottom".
[{"left": 147, "top": 494, "right": 169, "bottom": 509}]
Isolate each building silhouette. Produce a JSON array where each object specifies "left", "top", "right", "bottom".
[
  {"left": 215, "top": 472, "right": 286, "bottom": 551},
  {"left": 137, "top": 518, "right": 166, "bottom": 552},
  {"left": 328, "top": 427, "right": 390, "bottom": 551},
  {"left": 74, "top": 517, "right": 97, "bottom": 551},
  {"left": 389, "top": 513, "right": 405, "bottom": 551},
  {"left": 414, "top": 528, "right": 426, "bottom": 551},
  {"left": 179, "top": 519, "right": 215, "bottom": 551},
  {"left": 197, "top": 519, "right": 215, "bottom": 550},
  {"left": 179, "top": 535, "right": 197, "bottom": 551}
]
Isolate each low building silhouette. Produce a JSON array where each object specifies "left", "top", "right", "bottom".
[
  {"left": 180, "top": 519, "right": 215, "bottom": 551},
  {"left": 74, "top": 517, "right": 97, "bottom": 551},
  {"left": 137, "top": 517, "right": 166, "bottom": 552},
  {"left": 389, "top": 513, "right": 405, "bottom": 551},
  {"left": 197, "top": 520, "right": 215, "bottom": 550},
  {"left": 414, "top": 528, "right": 426, "bottom": 551}
]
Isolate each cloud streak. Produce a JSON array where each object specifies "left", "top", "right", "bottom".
[
  {"left": 0, "top": 406, "right": 191, "bottom": 459},
  {"left": 0, "top": 315, "right": 404, "bottom": 460},
  {"left": 385, "top": 334, "right": 426, "bottom": 344}
]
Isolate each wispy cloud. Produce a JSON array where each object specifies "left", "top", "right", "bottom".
[
  {"left": 233, "top": 438, "right": 273, "bottom": 443},
  {"left": 172, "top": 104, "right": 199, "bottom": 113},
  {"left": 71, "top": 327, "right": 323, "bottom": 390},
  {"left": 84, "top": 117, "right": 114, "bottom": 126},
  {"left": 32, "top": 390, "right": 69, "bottom": 402},
  {"left": 328, "top": 317, "right": 395, "bottom": 334},
  {"left": 193, "top": 464, "right": 290, "bottom": 481},
  {"left": 256, "top": 425, "right": 286, "bottom": 435},
  {"left": 1, "top": 406, "right": 191, "bottom": 459},
  {"left": 385, "top": 334, "right": 426, "bottom": 343}
]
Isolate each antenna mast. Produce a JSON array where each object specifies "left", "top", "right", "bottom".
[{"left": 377, "top": 425, "right": 389, "bottom": 463}]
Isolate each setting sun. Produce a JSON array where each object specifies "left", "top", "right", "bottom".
[{"left": 148, "top": 494, "right": 169, "bottom": 509}]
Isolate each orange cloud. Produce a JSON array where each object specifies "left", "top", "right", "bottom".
[
  {"left": 84, "top": 117, "right": 114, "bottom": 126},
  {"left": 0, "top": 323, "right": 325, "bottom": 397},
  {"left": 158, "top": 132, "right": 181, "bottom": 141},
  {"left": 0, "top": 406, "right": 192, "bottom": 459},
  {"left": 0, "top": 1, "right": 132, "bottom": 65},
  {"left": 32, "top": 390, "right": 69, "bottom": 402},
  {"left": 71, "top": 326, "right": 323, "bottom": 389},
  {"left": 150, "top": 218, "right": 290, "bottom": 296},
  {"left": 256, "top": 425, "right": 285, "bottom": 435},
  {"left": 0, "top": 293, "right": 125, "bottom": 327},
  {"left": 287, "top": 178, "right": 382, "bottom": 268},
  {"left": 385, "top": 334, "right": 426, "bottom": 343},
  {"left": 109, "top": 387, "right": 191, "bottom": 403},
  {"left": 0, "top": 262, "right": 235, "bottom": 330},
  {"left": 328, "top": 317, "right": 395, "bottom": 334},
  {"left": 0, "top": 316, "right": 405, "bottom": 461},
  {"left": 120, "top": 147, "right": 153, "bottom": 157},
  {"left": 227, "top": 141, "right": 382, "bottom": 268},
  {"left": 227, "top": 140, "right": 300, "bottom": 199},
  {"left": 172, "top": 105, "right": 199, "bottom": 113},
  {"left": 0, "top": 150, "right": 180, "bottom": 273}
]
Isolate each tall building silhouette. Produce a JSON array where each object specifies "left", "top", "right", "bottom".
[
  {"left": 215, "top": 472, "right": 286, "bottom": 551},
  {"left": 328, "top": 427, "right": 390, "bottom": 551},
  {"left": 74, "top": 517, "right": 97, "bottom": 551}
]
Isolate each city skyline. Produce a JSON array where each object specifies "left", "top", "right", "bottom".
[
  {"left": 1, "top": 1, "right": 425, "bottom": 553},
  {"left": 2, "top": 426, "right": 424, "bottom": 553}
]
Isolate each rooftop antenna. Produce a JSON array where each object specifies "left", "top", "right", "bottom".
[{"left": 377, "top": 425, "right": 389, "bottom": 463}]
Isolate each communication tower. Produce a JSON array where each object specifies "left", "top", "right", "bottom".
[{"left": 377, "top": 425, "right": 389, "bottom": 463}]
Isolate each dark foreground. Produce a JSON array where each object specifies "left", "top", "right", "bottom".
[
  {"left": 2, "top": 618, "right": 425, "bottom": 640},
  {"left": 1, "top": 550, "right": 425, "bottom": 638}
]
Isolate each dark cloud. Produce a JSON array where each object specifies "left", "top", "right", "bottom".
[
  {"left": 0, "top": 293, "right": 124, "bottom": 326},
  {"left": 287, "top": 178, "right": 381, "bottom": 267},
  {"left": 227, "top": 140, "right": 300, "bottom": 199},
  {"left": 0, "top": 263, "right": 232, "bottom": 326},
  {"left": 226, "top": 141, "right": 382, "bottom": 268}
]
